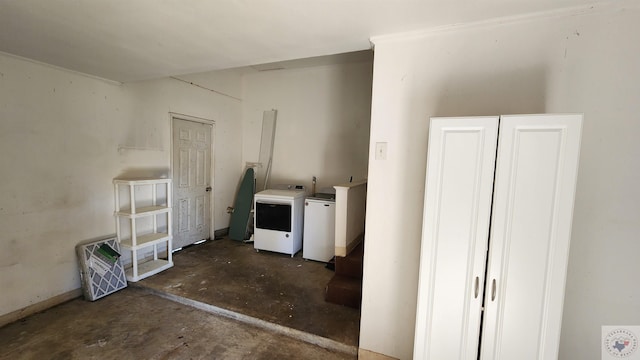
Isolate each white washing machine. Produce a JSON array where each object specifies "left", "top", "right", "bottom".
[
  {"left": 254, "top": 189, "right": 305, "bottom": 257},
  {"left": 303, "top": 194, "right": 336, "bottom": 262}
]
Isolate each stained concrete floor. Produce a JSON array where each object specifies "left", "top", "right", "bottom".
[
  {"left": 137, "top": 237, "right": 361, "bottom": 347},
  {"left": 0, "top": 287, "right": 354, "bottom": 360},
  {"left": 0, "top": 237, "right": 360, "bottom": 359}
]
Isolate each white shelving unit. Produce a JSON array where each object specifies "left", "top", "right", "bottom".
[{"left": 113, "top": 178, "right": 173, "bottom": 282}]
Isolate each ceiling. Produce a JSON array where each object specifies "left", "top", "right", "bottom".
[{"left": 0, "top": 0, "right": 605, "bottom": 82}]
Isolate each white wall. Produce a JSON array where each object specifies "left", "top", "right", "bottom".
[
  {"left": 123, "top": 73, "right": 243, "bottom": 229},
  {"left": 0, "top": 53, "right": 242, "bottom": 317},
  {"left": 241, "top": 61, "right": 373, "bottom": 192},
  {"left": 360, "top": 3, "right": 640, "bottom": 359}
]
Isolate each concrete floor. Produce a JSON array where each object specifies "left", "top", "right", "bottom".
[
  {"left": 0, "top": 237, "right": 360, "bottom": 359},
  {"left": 138, "top": 237, "right": 361, "bottom": 347},
  {"left": 0, "top": 287, "right": 354, "bottom": 359}
]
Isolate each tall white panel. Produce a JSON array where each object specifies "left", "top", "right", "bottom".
[
  {"left": 414, "top": 117, "right": 499, "bottom": 360},
  {"left": 172, "top": 118, "right": 212, "bottom": 248},
  {"left": 480, "top": 114, "right": 582, "bottom": 360}
]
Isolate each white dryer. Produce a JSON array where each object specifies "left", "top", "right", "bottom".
[{"left": 253, "top": 189, "right": 305, "bottom": 257}]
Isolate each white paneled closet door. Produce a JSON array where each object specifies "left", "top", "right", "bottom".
[
  {"left": 414, "top": 117, "right": 499, "bottom": 360},
  {"left": 480, "top": 114, "right": 582, "bottom": 359},
  {"left": 414, "top": 114, "right": 582, "bottom": 360}
]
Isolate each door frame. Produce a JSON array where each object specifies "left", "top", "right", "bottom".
[{"left": 169, "top": 112, "right": 216, "bottom": 242}]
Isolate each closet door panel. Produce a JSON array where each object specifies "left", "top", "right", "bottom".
[
  {"left": 414, "top": 117, "right": 498, "bottom": 360},
  {"left": 480, "top": 114, "right": 582, "bottom": 360}
]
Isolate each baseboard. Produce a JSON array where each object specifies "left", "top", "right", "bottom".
[
  {"left": 358, "top": 348, "right": 399, "bottom": 360},
  {"left": 335, "top": 232, "right": 364, "bottom": 257},
  {"left": 214, "top": 227, "right": 229, "bottom": 238},
  {"left": 0, "top": 288, "right": 82, "bottom": 328}
]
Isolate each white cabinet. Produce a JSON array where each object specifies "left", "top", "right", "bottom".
[
  {"left": 114, "top": 178, "right": 174, "bottom": 282},
  {"left": 414, "top": 114, "right": 582, "bottom": 359},
  {"left": 303, "top": 197, "right": 336, "bottom": 262}
]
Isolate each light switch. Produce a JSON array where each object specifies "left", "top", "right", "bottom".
[{"left": 375, "top": 142, "right": 388, "bottom": 160}]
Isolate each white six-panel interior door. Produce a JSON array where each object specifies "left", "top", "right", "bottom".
[{"left": 171, "top": 116, "right": 213, "bottom": 249}]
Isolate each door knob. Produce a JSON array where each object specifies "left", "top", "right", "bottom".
[{"left": 206, "top": 186, "right": 212, "bottom": 192}]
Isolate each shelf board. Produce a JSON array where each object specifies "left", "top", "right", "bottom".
[
  {"left": 125, "top": 259, "right": 173, "bottom": 282},
  {"left": 120, "top": 233, "right": 171, "bottom": 249},
  {"left": 114, "top": 178, "right": 172, "bottom": 186},
  {"left": 116, "top": 205, "right": 170, "bottom": 218}
]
